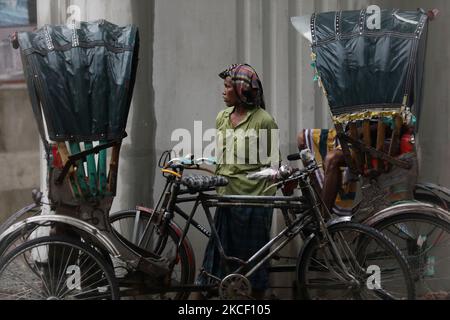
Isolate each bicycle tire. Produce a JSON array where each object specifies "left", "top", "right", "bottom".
[
  {"left": 0, "top": 206, "right": 43, "bottom": 257},
  {"left": 414, "top": 193, "right": 449, "bottom": 211},
  {"left": 0, "top": 204, "right": 41, "bottom": 235},
  {"left": 110, "top": 210, "right": 195, "bottom": 300},
  {"left": 0, "top": 235, "right": 119, "bottom": 300},
  {"left": 414, "top": 186, "right": 449, "bottom": 211},
  {"left": 371, "top": 213, "right": 450, "bottom": 300},
  {"left": 297, "top": 222, "right": 415, "bottom": 300},
  {"left": 0, "top": 223, "right": 41, "bottom": 257}
]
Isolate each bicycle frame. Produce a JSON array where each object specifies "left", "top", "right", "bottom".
[{"left": 147, "top": 167, "right": 363, "bottom": 294}]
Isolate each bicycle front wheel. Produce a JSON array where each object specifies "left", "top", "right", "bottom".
[
  {"left": 372, "top": 213, "right": 450, "bottom": 300},
  {"left": 0, "top": 235, "right": 119, "bottom": 300},
  {"left": 297, "top": 222, "right": 415, "bottom": 300}
]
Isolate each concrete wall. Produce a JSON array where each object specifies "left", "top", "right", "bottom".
[{"left": 0, "top": 86, "right": 40, "bottom": 224}]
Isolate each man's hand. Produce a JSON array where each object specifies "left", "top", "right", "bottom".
[
  {"left": 10, "top": 32, "right": 19, "bottom": 49},
  {"left": 427, "top": 9, "right": 439, "bottom": 20}
]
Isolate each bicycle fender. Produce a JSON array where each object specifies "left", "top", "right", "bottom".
[
  {"left": 296, "top": 232, "right": 317, "bottom": 271},
  {"left": 363, "top": 202, "right": 450, "bottom": 228},
  {"left": 415, "top": 183, "right": 450, "bottom": 209},
  {"left": 168, "top": 221, "right": 196, "bottom": 275},
  {"left": 0, "top": 203, "right": 40, "bottom": 235},
  {"left": 325, "top": 216, "right": 353, "bottom": 228},
  {"left": 416, "top": 183, "right": 450, "bottom": 199},
  {"left": 0, "top": 215, "right": 120, "bottom": 257}
]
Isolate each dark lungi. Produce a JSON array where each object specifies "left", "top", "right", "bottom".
[{"left": 196, "top": 206, "right": 273, "bottom": 290}]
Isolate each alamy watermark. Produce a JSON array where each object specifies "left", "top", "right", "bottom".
[
  {"left": 66, "top": 5, "right": 81, "bottom": 30},
  {"left": 366, "top": 265, "right": 381, "bottom": 290},
  {"left": 66, "top": 265, "right": 82, "bottom": 290},
  {"left": 171, "top": 121, "right": 280, "bottom": 167},
  {"left": 366, "top": 5, "right": 381, "bottom": 30}
]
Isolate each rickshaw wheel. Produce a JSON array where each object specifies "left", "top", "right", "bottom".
[
  {"left": 0, "top": 235, "right": 119, "bottom": 300},
  {"left": 297, "top": 222, "right": 415, "bottom": 300},
  {"left": 371, "top": 213, "right": 450, "bottom": 300}
]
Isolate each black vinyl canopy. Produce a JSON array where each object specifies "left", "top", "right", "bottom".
[
  {"left": 18, "top": 20, "right": 139, "bottom": 142},
  {"left": 311, "top": 9, "right": 429, "bottom": 123}
]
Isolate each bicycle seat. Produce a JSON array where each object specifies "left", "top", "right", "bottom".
[{"left": 181, "top": 175, "right": 229, "bottom": 192}]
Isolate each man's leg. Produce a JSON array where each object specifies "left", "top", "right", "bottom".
[
  {"left": 322, "top": 150, "right": 346, "bottom": 212},
  {"left": 297, "top": 130, "right": 345, "bottom": 212},
  {"left": 297, "top": 130, "right": 307, "bottom": 151}
]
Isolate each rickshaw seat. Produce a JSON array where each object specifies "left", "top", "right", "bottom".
[{"left": 50, "top": 140, "right": 121, "bottom": 202}]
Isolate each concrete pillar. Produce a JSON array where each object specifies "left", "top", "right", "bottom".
[
  {"left": 151, "top": 0, "right": 240, "bottom": 269},
  {"left": 0, "top": 88, "right": 40, "bottom": 222}
]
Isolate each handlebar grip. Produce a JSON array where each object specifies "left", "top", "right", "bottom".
[{"left": 287, "top": 153, "right": 301, "bottom": 161}]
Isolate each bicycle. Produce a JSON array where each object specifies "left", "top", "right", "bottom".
[{"left": 100, "top": 149, "right": 416, "bottom": 299}]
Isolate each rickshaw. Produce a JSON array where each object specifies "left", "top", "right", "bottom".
[
  {"left": 291, "top": 8, "right": 450, "bottom": 299},
  {"left": 0, "top": 21, "right": 174, "bottom": 300}
]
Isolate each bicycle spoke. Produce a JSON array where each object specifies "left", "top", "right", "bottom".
[
  {"left": 0, "top": 237, "right": 117, "bottom": 300},
  {"left": 30, "top": 248, "right": 52, "bottom": 296},
  {"left": 54, "top": 247, "right": 75, "bottom": 297},
  {"left": 300, "top": 222, "right": 413, "bottom": 300},
  {"left": 0, "top": 267, "right": 47, "bottom": 299}
]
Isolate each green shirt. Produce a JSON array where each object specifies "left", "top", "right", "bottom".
[{"left": 215, "top": 106, "right": 279, "bottom": 196}]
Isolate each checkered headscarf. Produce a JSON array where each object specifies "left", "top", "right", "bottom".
[{"left": 219, "top": 64, "right": 265, "bottom": 109}]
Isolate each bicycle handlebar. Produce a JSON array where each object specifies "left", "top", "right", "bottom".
[
  {"left": 287, "top": 153, "right": 301, "bottom": 161},
  {"left": 248, "top": 149, "right": 318, "bottom": 182},
  {"left": 256, "top": 162, "right": 320, "bottom": 194},
  {"left": 247, "top": 165, "right": 297, "bottom": 181},
  {"left": 287, "top": 149, "right": 315, "bottom": 165}
]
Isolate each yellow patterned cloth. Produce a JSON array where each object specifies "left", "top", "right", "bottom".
[{"left": 304, "top": 129, "right": 357, "bottom": 214}]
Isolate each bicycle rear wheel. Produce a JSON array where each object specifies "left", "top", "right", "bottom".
[
  {"left": 110, "top": 210, "right": 195, "bottom": 300},
  {"left": 372, "top": 213, "right": 450, "bottom": 300},
  {"left": 0, "top": 235, "right": 119, "bottom": 300},
  {"left": 297, "top": 222, "right": 415, "bottom": 300}
]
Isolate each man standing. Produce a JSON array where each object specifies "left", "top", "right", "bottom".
[{"left": 194, "top": 64, "right": 279, "bottom": 299}]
